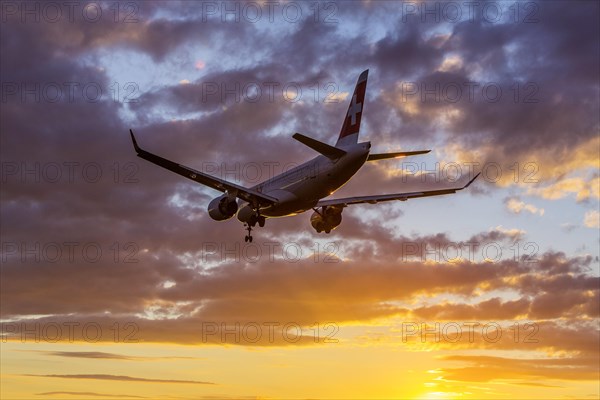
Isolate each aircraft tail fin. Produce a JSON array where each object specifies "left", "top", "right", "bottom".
[{"left": 336, "top": 69, "right": 368, "bottom": 147}]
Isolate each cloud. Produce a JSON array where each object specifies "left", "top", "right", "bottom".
[
  {"left": 504, "top": 197, "right": 545, "bottom": 216},
  {"left": 513, "top": 382, "right": 564, "bottom": 388},
  {"left": 584, "top": 210, "right": 600, "bottom": 228},
  {"left": 410, "top": 297, "right": 531, "bottom": 320},
  {"left": 560, "top": 222, "right": 578, "bottom": 232},
  {"left": 28, "top": 351, "right": 202, "bottom": 361},
  {"left": 2, "top": 248, "right": 597, "bottom": 347},
  {"left": 527, "top": 175, "right": 600, "bottom": 202},
  {"left": 439, "top": 354, "right": 599, "bottom": 383},
  {"left": 25, "top": 374, "right": 215, "bottom": 385},
  {"left": 36, "top": 392, "right": 146, "bottom": 398},
  {"left": 492, "top": 225, "right": 526, "bottom": 239},
  {"left": 43, "top": 351, "right": 133, "bottom": 360}
]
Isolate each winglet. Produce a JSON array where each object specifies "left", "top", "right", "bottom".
[
  {"left": 462, "top": 172, "right": 481, "bottom": 189},
  {"left": 129, "top": 129, "right": 141, "bottom": 153},
  {"left": 358, "top": 69, "right": 369, "bottom": 83}
]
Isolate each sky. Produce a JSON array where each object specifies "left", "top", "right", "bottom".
[{"left": 1, "top": 0, "right": 599, "bottom": 399}]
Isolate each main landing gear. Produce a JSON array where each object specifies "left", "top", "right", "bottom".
[{"left": 244, "top": 213, "right": 266, "bottom": 242}]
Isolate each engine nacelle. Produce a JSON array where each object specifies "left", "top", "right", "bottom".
[
  {"left": 208, "top": 195, "right": 238, "bottom": 221},
  {"left": 236, "top": 204, "right": 256, "bottom": 223},
  {"left": 311, "top": 206, "right": 343, "bottom": 233}
]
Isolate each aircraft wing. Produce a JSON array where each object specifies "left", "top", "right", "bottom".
[
  {"left": 315, "top": 173, "right": 480, "bottom": 208},
  {"left": 129, "top": 130, "right": 278, "bottom": 205},
  {"left": 367, "top": 150, "right": 430, "bottom": 161}
]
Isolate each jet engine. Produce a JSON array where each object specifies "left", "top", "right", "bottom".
[
  {"left": 310, "top": 206, "right": 343, "bottom": 233},
  {"left": 208, "top": 195, "right": 238, "bottom": 221}
]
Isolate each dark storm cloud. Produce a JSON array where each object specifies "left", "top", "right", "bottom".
[
  {"left": 0, "top": 2, "right": 251, "bottom": 66},
  {"left": 372, "top": 19, "right": 444, "bottom": 78},
  {"left": 370, "top": 1, "right": 599, "bottom": 182}
]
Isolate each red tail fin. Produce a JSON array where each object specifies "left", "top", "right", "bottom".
[{"left": 336, "top": 69, "right": 368, "bottom": 146}]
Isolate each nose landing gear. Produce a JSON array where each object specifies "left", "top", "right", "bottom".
[{"left": 244, "top": 224, "right": 253, "bottom": 242}]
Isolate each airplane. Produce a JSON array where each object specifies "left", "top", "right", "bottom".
[{"left": 129, "top": 69, "right": 480, "bottom": 242}]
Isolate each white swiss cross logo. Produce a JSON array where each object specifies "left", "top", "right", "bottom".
[{"left": 347, "top": 94, "right": 362, "bottom": 125}]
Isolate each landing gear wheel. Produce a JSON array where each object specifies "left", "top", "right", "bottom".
[
  {"left": 244, "top": 223, "right": 253, "bottom": 242},
  {"left": 243, "top": 207, "right": 264, "bottom": 242}
]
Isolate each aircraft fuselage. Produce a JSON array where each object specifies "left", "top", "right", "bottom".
[{"left": 237, "top": 141, "right": 371, "bottom": 219}]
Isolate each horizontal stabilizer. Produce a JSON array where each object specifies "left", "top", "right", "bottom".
[
  {"left": 367, "top": 150, "right": 431, "bottom": 161},
  {"left": 293, "top": 133, "right": 346, "bottom": 160}
]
